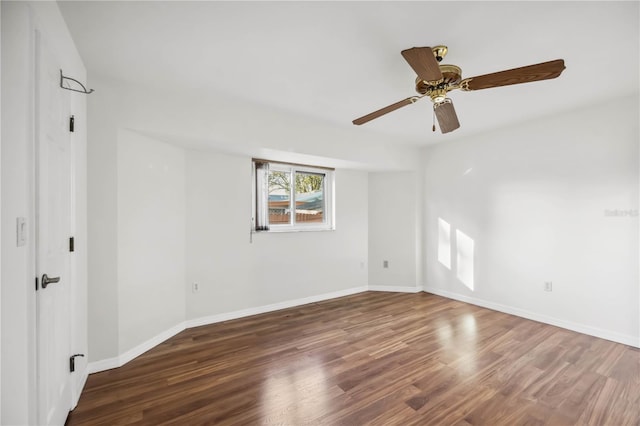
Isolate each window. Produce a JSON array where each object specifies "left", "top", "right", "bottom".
[{"left": 253, "top": 159, "right": 334, "bottom": 232}]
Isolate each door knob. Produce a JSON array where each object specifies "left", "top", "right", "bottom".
[{"left": 41, "top": 274, "right": 60, "bottom": 289}]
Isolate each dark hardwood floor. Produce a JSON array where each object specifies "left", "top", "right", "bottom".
[{"left": 66, "top": 292, "right": 640, "bottom": 425}]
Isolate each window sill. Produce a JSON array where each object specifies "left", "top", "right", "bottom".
[{"left": 254, "top": 226, "right": 335, "bottom": 233}]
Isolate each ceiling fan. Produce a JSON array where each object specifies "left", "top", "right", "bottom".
[{"left": 352, "top": 46, "right": 565, "bottom": 134}]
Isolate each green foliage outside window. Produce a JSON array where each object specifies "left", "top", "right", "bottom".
[{"left": 269, "top": 171, "right": 323, "bottom": 194}]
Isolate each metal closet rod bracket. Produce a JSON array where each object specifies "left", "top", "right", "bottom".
[{"left": 60, "top": 69, "right": 94, "bottom": 94}]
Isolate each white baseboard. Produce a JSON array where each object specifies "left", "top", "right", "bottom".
[
  {"left": 186, "top": 286, "right": 367, "bottom": 328},
  {"left": 88, "top": 356, "right": 120, "bottom": 374},
  {"left": 368, "top": 285, "right": 423, "bottom": 293},
  {"left": 423, "top": 286, "right": 640, "bottom": 348},
  {"left": 120, "top": 322, "right": 186, "bottom": 365},
  {"left": 87, "top": 283, "right": 639, "bottom": 375},
  {"left": 88, "top": 322, "right": 187, "bottom": 374},
  {"left": 89, "top": 286, "right": 368, "bottom": 373}
]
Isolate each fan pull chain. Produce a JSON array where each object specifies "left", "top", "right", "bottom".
[{"left": 432, "top": 108, "right": 436, "bottom": 132}]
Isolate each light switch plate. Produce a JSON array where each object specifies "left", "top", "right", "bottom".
[{"left": 16, "top": 217, "right": 27, "bottom": 247}]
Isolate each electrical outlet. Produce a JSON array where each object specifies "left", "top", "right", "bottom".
[
  {"left": 544, "top": 281, "right": 553, "bottom": 292},
  {"left": 192, "top": 282, "right": 199, "bottom": 293},
  {"left": 383, "top": 260, "right": 389, "bottom": 268}
]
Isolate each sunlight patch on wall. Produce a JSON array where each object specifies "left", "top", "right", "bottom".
[
  {"left": 438, "top": 218, "right": 451, "bottom": 269},
  {"left": 456, "top": 229, "right": 475, "bottom": 291}
]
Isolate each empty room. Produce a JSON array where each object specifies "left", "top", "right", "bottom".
[{"left": 1, "top": 1, "right": 638, "bottom": 425}]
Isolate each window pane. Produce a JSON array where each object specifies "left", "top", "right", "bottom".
[
  {"left": 268, "top": 171, "right": 291, "bottom": 224},
  {"left": 295, "top": 172, "right": 324, "bottom": 223}
]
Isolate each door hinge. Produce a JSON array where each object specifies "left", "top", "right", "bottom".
[
  {"left": 70, "top": 354, "right": 85, "bottom": 372},
  {"left": 69, "top": 115, "right": 75, "bottom": 132},
  {"left": 69, "top": 236, "right": 75, "bottom": 252}
]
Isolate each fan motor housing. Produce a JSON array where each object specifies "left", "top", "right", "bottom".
[{"left": 415, "top": 64, "right": 462, "bottom": 101}]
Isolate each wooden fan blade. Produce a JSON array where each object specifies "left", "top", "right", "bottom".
[
  {"left": 353, "top": 97, "right": 417, "bottom": 125},
  {"left": 401, "top": 47, "right": 443, "bottom": 83},
  {"left": 462, "top": 59, "right": 565, "bottom": 91},
  {"left": 434, "top": 101, "right": 460, "bottom": 134}
]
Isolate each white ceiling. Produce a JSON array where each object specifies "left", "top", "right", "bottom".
[{"left": 58, "top": 1, "right": 639, "bottom": 145}]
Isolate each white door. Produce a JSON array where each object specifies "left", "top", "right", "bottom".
[{"left": 35, "top": 30, "right": 73, "bottom": 426}]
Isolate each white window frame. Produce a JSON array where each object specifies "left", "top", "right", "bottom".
[{"left": 252, "top": 160, "right": 335, "bottom": 233}]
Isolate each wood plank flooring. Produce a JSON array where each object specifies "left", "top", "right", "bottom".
[{"left": 66, "top": 292, "right": 640, "bottom": 425}]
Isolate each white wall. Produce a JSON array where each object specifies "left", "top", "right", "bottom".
[
  {"left": 1, "top": 2, "right": 88, "bottom": 423},
  {"left": 1, "top": 5, "right": 34, "bottom": 421},
  {"left": 422, "top": 95, "right": 639, "bottom": 346},
  {"left": 117, "top": 130, "right": 186, "bottom": 354},
  {"left": 87, "top": 75, "right": 379, "bottom": 367},
  {"left": 86, "top": 74, "right": 421, "bottom": 172},
  {"left": 86, "top": 78, "right": 119, "bottom": 361},
  {"left": 87, "top": 124, "right": 187, "bottom": 366},
  {"left": 185, "top": 151, "right": 368, "bottom": 321},
  {"left": 368, "top": 172, "right": 421, "bottom": 291}
]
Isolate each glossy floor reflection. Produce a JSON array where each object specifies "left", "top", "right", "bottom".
[
  {"left": 67, "top": 292, "right": 640, "bottom": 425},
  {"left": 260, "top": 357, "right": 331, "bottom": 424}
]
